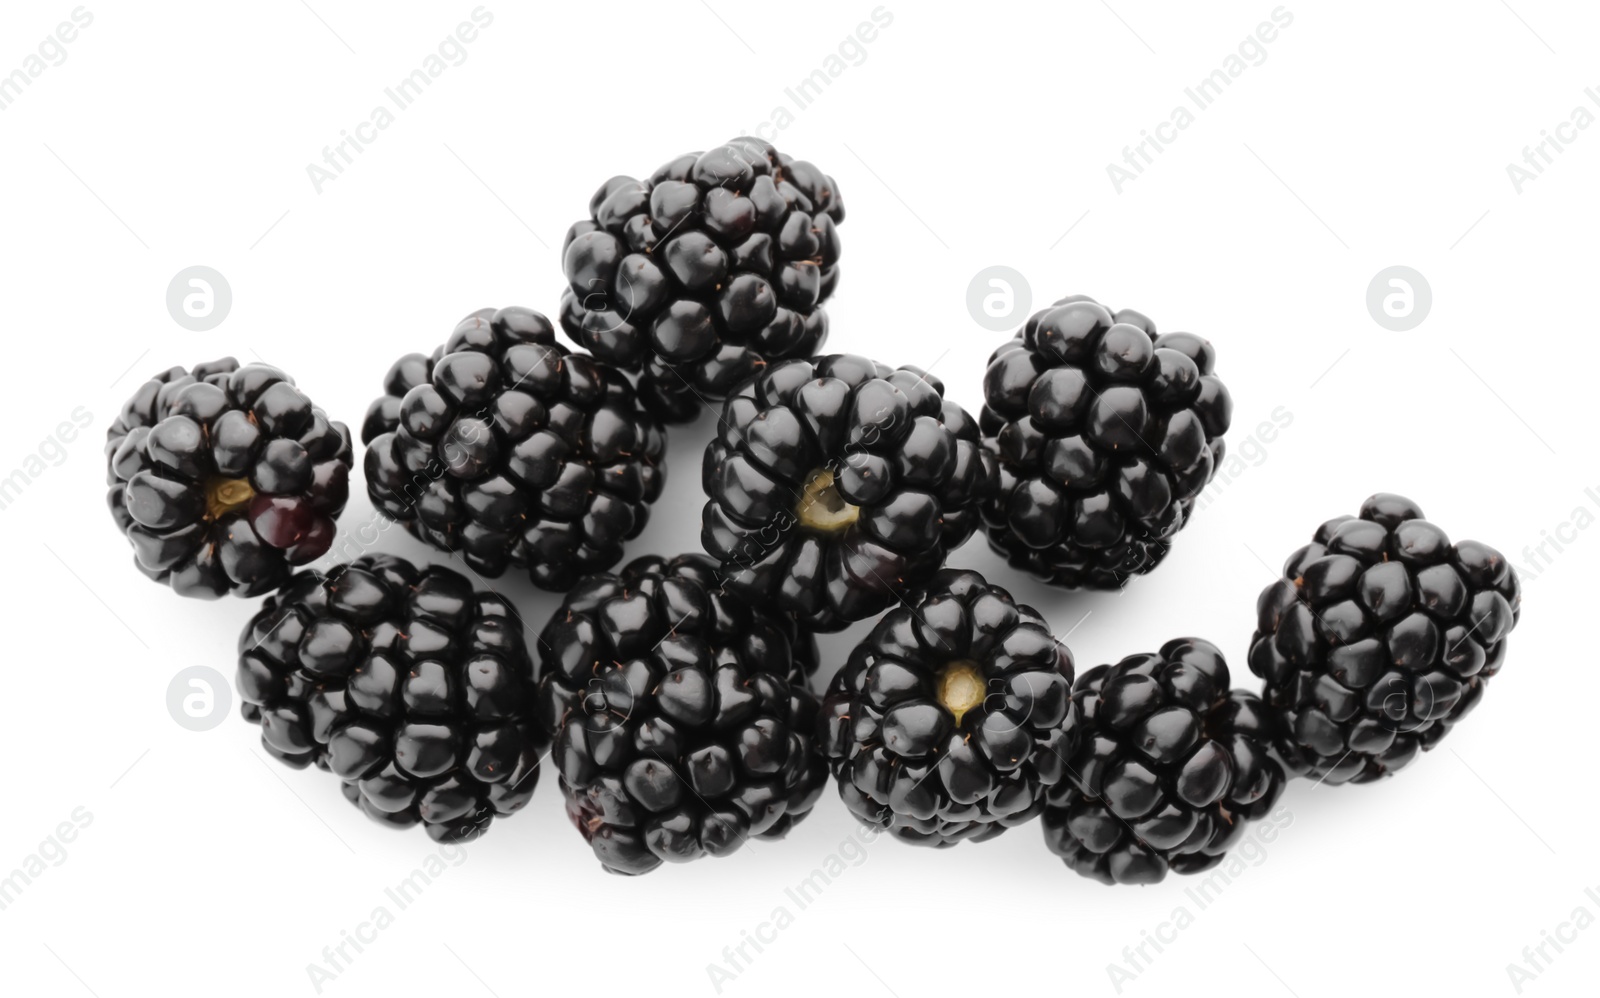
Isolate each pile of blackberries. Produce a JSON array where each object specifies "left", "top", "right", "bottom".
[{"left": 107, "top": 137, "right": 1521, "bottom": 881}]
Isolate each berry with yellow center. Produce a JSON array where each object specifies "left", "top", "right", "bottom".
[
  {"left": 702, "top": 354, "right": 994, "bottom": 632},
  {"left": 105, "top": 358, "right": 352, "bottom": 599},
  {"left": 818, "top": 569, "right": 1077, "bottom": 846}
]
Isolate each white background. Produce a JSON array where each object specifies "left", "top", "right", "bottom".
[{"left": 0, "top": 1, "right": 1594, "bottom": 995}]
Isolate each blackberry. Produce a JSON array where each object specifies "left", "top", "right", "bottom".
[
  {"left": 236, "top": 555, "right": 544, "bottom": 842},
  {"left": 1043, "top": 639, "right": 1287, "bottom": 885},
  {"left": 1248, "top": 493, "right": 1522, "bottom": 784},
  {"left": 559, "top": 136, "right": 845, "bottom": 422},
  {"left": 105, "top": 358, "right": 352, "bottom": 599},
  {"left": 536, "top": 554, "right": 826, "bottom": 874},
  {"left": 361, "top": 306, "right": 666, "bottom": 591},
  {"left": 702, "top": 354, "right": 993, "bottom": 632},
  {"left": 818, "top": 569, "right": 1077, "bottom": 846},
  {"left": 979, "top": 294, "right": 1230, "bottom": 589}
]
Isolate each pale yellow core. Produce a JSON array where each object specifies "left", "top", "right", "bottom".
[
  {"left": 205, "top": 477, "right": 256, "bottom": 520},
  {"left": 938, "top": 661, "right": 986, "bottom": 726},
  {"left": 796, "top": 468, "right": 859, "bottom": 533}
]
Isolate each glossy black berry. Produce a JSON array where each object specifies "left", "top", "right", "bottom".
[
  {"left": 979, "top": 295, "right": 1230, "bottom": 589},
  {"left": 559, "top": 137, "right": 845, "bottom": 422},
  {"left": 105, "top": 358, "right": 352, "bottom": 599},
  {"left": 361, "top": 307, "right": 667, "bottom": 591},
  {"left": 237, "top": 556, "right": 544, "bottom": 842},
  {"left": 536, "top": 554, "right": 826, "bottom": 874},
  {"left": 702, "top": 354, "right": 993, "bottom": 632},
  {"left": 1248, "top": 494, "right": 1522, "bottom": 784},
  {"left": 1043, "top": 638, "right": 1287, "bottom": 885},
  {"left": 818, "top": 569, "right": 1077, "bottom": 846}
]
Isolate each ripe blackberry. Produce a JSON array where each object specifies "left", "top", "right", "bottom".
[
  {"left": 979, "top": 294, "right": 1230, "bottom": 589},
  {"left": 1042, "top": 639, "right": 1287, "bottom": 885},
  {"left": 236, "top": 555, "right": 544, "bottom": 842},
  {"left": 361, "top": 306, "right": 666, "bottom": 591},
  {"left": 559, "top": 136, "right": 844, "bottom": 422},
  {"left": 702, "top": 354, "right": 993, "bottom": 632},
  {"left": 817, "top": 569, "right": 1077, "bottom": 846},
  {"left": 105, "top": 358, "right": 352, "bottom": 599},
  {"left": 1248, "top": 493, "right": 1522, "bottom": 784},
  {"left": 536, "top": 554, "right": 826, "bottom": 874}
]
